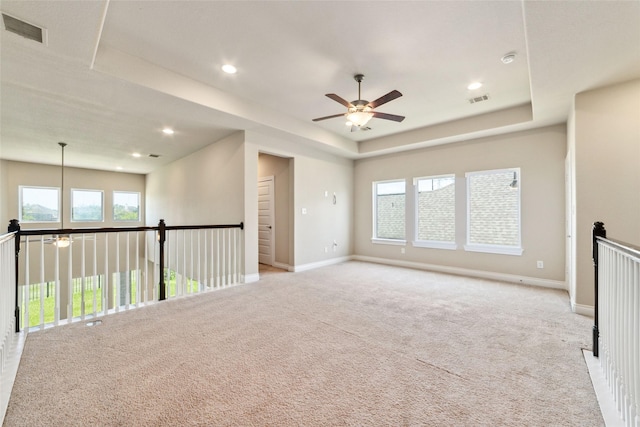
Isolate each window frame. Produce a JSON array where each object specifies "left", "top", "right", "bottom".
[
  {"left": 464, "top": 168, "right": 523, "bottom": 256},
  {"left": 113, "top": 191, "right": 141, "bottom": 222},
  {"left": 71, "top": 188, "right": 104, "bottom": 223},
  {"left": 371, "top": 179, "right": 407, "bottom": 245},
  {"left": 412, "top": 174, "right": 457, "bottom": 250},
  {"left": 18, "top": 185, "right": 60, "bottom": 223}
]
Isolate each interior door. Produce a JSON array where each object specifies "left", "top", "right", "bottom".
[{"left": 258, "top": 176, "right": 274, "bottom": 265}]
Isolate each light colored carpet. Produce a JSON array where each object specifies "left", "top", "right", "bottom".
[{"left": 3, "top": 261, "right": 602, "bottom": 426}]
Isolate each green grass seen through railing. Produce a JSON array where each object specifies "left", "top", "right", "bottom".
[{"left": 26, "top": 271, "right": 200, "bottom": 327}]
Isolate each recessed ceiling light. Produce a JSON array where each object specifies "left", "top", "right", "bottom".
[
  {"left": 501, "top": 52, "right": 517, "bottom": 64},
  {"left": 467, "top": 82, "right": 483, "bottom": 90},
  {"left": 132, "top": 152, "right": 142, "bottom": 158},
  {"left": 162, "top": 128, "right": 174, "bottom": 135},
  {"left": 116, "top": 166, "right": 123, "bottom": 171},
  {"left": 222, "top": 64, "right": 237, "bottom": 74}
]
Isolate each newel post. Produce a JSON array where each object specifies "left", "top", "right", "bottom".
[
  {"left": 158, "top": 219, "right": 166, "bottom": 301},
  {"left": 8, "top": 219, "right": 21, "bottom": 332},
  {"left": 592, "top": 221, "right": 606, "bottom": 357}
]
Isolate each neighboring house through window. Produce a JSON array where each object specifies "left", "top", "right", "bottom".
[
  {"left": 413, "top": 174, "right": 456, "bottom": 250},
  {"left": 465, "top": 168, "right": 522, "bottom": 255},
  {"left": 372, "top": 179, "right": 406, "bottom": 244}
]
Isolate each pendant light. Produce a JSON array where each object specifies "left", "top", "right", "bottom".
[{"left": 54, "top": 142, "right": 70, "bottom": 247}]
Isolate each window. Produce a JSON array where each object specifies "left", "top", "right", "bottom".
[
  {"left": 372, "top": 180, "right": 406, "bottom": 244},
  {"left": 113, "top": 191, "right": 140, "bottom": 221},
  {"left": 71, "top": 189, "right": 103, "bottom": 222},
  {"left": 19, "top": 186, "right": 59, "bottom": 222},
  {"left": 414, "top": 175, "right": 456, "bottom": 249},
  {"left": 465, "top": 168, "right": 522, "bottom": 255}
]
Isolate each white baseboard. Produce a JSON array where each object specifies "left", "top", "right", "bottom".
[
  {"left": 352, "top": 255, "right": 567, "bottom": 290},
  {"left": 1, "top": 330, "right": 26, "bottom": 424},
  {"left": 293, "top": 256, "right": 353, "bottom": 273},
  {"left": 582, "top": 349, "right": 625, "bottom": 427},
  {"left": 572, "top": 302, "right": 595, "bottom": 317},
  {"left": 244, "top": 273, "right": 260, "bottom": 283},
  {"left": 272, "top": 262, "right": 293, "bottom": 272}
]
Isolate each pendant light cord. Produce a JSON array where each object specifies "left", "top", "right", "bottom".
[{"left": 58, "top": 142, "right": 67, "bottom": 229}]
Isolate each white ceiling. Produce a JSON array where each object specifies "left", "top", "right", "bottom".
[{"left": 1, "top": 1, "right": 639, "bottom": 174}]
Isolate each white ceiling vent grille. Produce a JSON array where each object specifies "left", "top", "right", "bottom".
[
  {"left": 468, "top": 94, "right": 490, "bottom": 104},
  {"left": 2, "top": 13, "right": 44, "bottom": 43}
]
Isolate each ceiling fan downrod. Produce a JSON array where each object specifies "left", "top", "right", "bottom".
[{"left": 354, "top": 74, "right": 364, "bottom": 101}]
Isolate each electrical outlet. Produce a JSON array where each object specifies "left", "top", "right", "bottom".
[
  {"left": 302, "top": 208, "right": 307, "bottom": 215},
  {"left": 537, "top": 260, "right": 544, "bottom": 269},
  {"left": 400, "top": 247, "right": 406, "bottom": 254},
  {"left": 324, "top": 247, "right": 328, "bottom": 253}
]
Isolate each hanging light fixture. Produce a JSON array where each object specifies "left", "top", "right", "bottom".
[
  {"left": 53, "top": 142, "right": 71, "bottom": 247},
  {"left": 346, "top": 104, "right": 374, "bottom": 127}
]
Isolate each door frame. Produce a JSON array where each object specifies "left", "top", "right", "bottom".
[{"left": 258, "top": 176, "right": 275, "bottom": 266}]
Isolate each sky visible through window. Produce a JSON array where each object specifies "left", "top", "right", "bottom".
[
  {"left": 22, "top": 187, "right": 58, "bottom": 210},
  {"left": 376, "top": 181, "right": 405, "bottom": 195},
  {"left": 114, "top": 191, "right": 139, "bottom": 207}
]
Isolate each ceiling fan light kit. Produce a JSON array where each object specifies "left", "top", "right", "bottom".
[{"left": 313, "top": 74, "right": 405, "bottom": 132}]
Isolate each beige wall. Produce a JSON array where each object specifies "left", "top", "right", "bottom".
[
  {"left": 245, "top": 131, "right": 354, "bottom": 270},
  {"left": 2, "top": 160, "right": 146, "bottom": 320},
  {"left": 0, "top": 160, "right": 8, "bottom": 231},
  {"left": 571, "top": 78, "right": 640, "bottom": 309},
  {"left": 258, "top": 153, "right": 292, "bottom": 267},
  {"left": 145, "top": 132, "right": 245, "bottom": 227},
  {"left": 2, "top": 160, "right": 145, "bottom": 230},
  {"left": 354, "top": 125, "right": 567, "bottom": 283},
  {"left": 146, "top": 130, "right": 354, "bottom": 278}
]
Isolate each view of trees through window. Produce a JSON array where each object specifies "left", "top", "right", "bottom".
[
  {"left": 71, "top": 189, "right": 104, "bottom": 222},
  {"left": 19, "top": 186, "right": 59, "bottom": 222},
  {"left": 113, "top": 191, "right": 140, "bottom": 221}
]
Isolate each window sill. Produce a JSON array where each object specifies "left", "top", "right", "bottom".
[
  {"left": 412, "top": 241, "right": 457, "bottom": 250},
  {"left": 372, "top": 238, "right": 406, "bottom": 246},
  {"left": 464, "top": 244, "right": 523, "bottom": 256}
]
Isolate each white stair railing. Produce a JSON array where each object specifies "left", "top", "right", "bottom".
[
  {"left": 593, "top": 222, "right": 640, "bottom": 427},
  {"left": 1, "top": 229, "right": 19, "bottom": 422},
  {"left": 13, "top": 220, "right": 244, "bottom": 331}
]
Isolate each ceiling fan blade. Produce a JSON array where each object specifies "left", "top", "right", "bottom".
[
  {"left": 312, "top": 113, "right": 346, "bottom": 122},
  {"left": 372, "top": 111, "right": 405, "bottom": 122},
  {"left": 368, "top": 90, "right": 402, "bottom": 109},
  {"left": 325, "top": 93, "right": 353, "bottom": 108}
]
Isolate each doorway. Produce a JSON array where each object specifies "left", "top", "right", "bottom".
[
  {"left": 258, "top": 152, "right": 292, "bottom": 270},
  {"left": 258, "top": 176, "right": 274, "bottom": 266}
]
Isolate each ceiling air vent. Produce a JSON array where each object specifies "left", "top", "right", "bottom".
[
  {"left": 468, "top": 94, "right": 490, "bottom": 104},
  {"left": 149, "top": 154, "right": 161, "bottom": 158},
  {"left": 2, "top": 13, "right": 44, "bottom": 43}
]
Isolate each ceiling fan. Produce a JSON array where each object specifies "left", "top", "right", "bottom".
[{"left": 312, "top": 74, "right": 405, "bottom": 132}]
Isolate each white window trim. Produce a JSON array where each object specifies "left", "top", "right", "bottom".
[
  {"left": 465, "top": 168, "right": 522, "bottom": 255},
  {"left": 18, "top": 185, "right": 60, "bottom": 223},
  {"left": 113, "top": 191, "right": 141, "bottom": 222},
  {"left": 371, "top": 179, "right": 406, "bottom": 242},
  {"left": 372, "top": 238, "right": 407, "bottom": 246},
  {"left": 71, "top": 188, "right": 104, "bottom": 222},
  {"left": 464, "top": 243, "right": 523, "bottom": 256},
  {"left": 412, "top": 240, "right": 457, "bottom": 250},
  {"left": 413, "top": 174, "right": 456, "bottom": 250}
]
